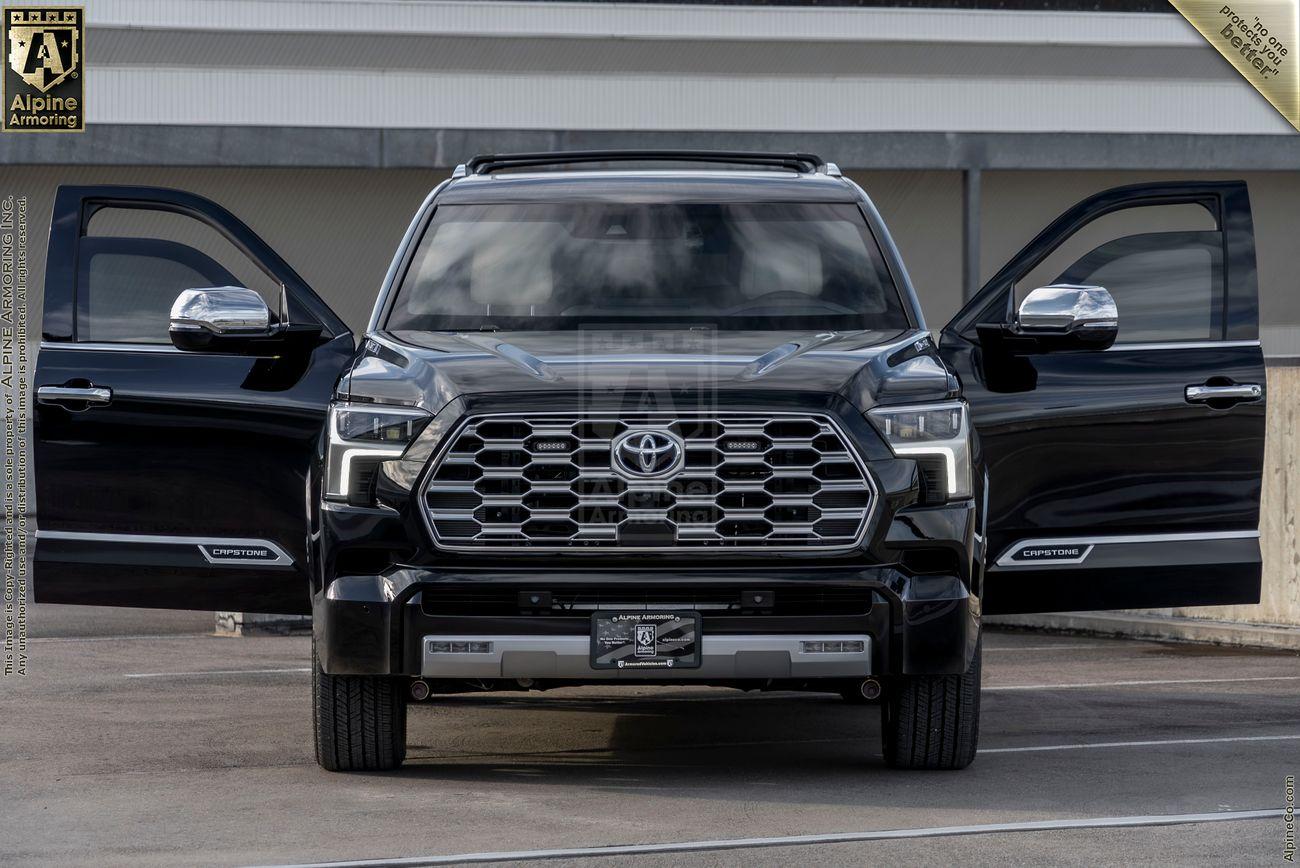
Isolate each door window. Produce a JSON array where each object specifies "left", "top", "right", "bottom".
[
  {"left": 1014, "top": 202, "right": 1225, "bottom": 344},
  {"left": 77, "top": 207, "right": 280, "bottom": 344}
]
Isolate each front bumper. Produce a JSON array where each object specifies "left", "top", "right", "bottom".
[{"left": 313, "top": 564, "right": 978, "bottom": 679}]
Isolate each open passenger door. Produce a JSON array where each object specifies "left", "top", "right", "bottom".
[
  {"left": 940, "top": 181, "right": 1265, "bottom": 615},
  {"left": 33, "top": 186, "right": 354, "bottom": 614}
]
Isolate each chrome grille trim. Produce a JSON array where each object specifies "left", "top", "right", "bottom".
[{"left": 420, "top": 412, "right": 877, "bottom": 552}]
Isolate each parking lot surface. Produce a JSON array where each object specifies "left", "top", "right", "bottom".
[{"left": 2, "top": 604, "right": 1297, "bottom": 866}]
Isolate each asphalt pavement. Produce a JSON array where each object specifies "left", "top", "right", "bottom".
[{"left": 1, "top": 603, "right": 1297, "bottom": 866}]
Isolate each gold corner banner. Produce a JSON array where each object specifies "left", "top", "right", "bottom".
[{"left": 1170, "top": 0, "right": 1299, "bottom": 131}]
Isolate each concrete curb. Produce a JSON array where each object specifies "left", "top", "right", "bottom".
[
  {"left": 215, "top": 612, "right": 312, "bottom": 637},
  {"left": 987, "top": 612, "right": 1300, "bottom": 651}
]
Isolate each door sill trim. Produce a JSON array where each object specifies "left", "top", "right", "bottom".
[
  {"left": 36, "top": 530, "right": 293, "bottom": 567},
  {"left": 994, "top": 530, "right": 1259, "bottom": 569},
  {"left": 1103, "top": 340, "right": 1260, "bottom": 352}
]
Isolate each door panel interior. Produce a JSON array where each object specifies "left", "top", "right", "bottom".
[{"left": 941, "top": 181, "right": 1265, "bottom": 615}]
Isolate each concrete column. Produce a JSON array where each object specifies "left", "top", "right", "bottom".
[{"left": 962, "top": 168, "right": 982, "bottom": 301}]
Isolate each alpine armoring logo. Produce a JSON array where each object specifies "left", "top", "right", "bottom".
[{"left": 4, "top": 6, "right": 83, "bottom": 132}]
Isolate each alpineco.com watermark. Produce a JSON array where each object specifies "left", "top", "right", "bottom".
[{"left": 1285, "top": 775, "right": 1296, "bottom": 862}]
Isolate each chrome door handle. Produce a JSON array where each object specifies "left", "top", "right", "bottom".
[
  {"left": 36, "top": 385, "right": 113, "bottom": 406},
  {"left": 1185, "top": 384, "right": 1262, "bottom": 403}
]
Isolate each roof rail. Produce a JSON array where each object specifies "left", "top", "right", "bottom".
[{"left": 461, "top": 150, "right": 831, "bottom": 177}]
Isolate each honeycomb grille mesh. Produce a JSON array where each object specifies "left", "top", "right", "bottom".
[{"left": 421, "top": 413, "right": 874, "bottom": 551}]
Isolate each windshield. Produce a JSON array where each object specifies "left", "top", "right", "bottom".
[{"left": 385, "top": 202, "right": 909, "bottom": 331}]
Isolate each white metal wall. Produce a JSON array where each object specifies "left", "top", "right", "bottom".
[{"left": 67, "top": 0, "right": 1294, "bottom": 135}]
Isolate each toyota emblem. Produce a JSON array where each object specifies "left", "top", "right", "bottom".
[{"left": 612, "top": 430, "right": 685, "bottom": 479}]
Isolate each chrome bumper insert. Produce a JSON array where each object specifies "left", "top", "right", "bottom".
[{"left": 421, "top": 634, "right": 871, "bottom": 679}]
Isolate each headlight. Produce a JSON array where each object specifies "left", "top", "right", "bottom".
[
  {"left": 866, "top": 401, "right": 972, "bottom": 501},
  {"left": 325, "top": 404, "right": 432, "bottom": 504}
]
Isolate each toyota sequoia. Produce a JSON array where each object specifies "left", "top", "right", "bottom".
[{"left": 33, "top": 151, "right": 1267, "bottom": 771}]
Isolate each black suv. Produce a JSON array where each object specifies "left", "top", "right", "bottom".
[{"left": 33, "top": 151, "right": 1266, "bottom": 771}]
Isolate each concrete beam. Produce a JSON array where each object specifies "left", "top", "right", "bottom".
[
  {"left": 5, "top": 127, "right": 1300, "bottom": 171},
  {"left": 0, "top": 125, "right": 383, "bottom": 168}
]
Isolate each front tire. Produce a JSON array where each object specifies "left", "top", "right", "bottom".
[
  {"left": 881, "top": 639, "right": 980, "bottom": 770},
  {"left": 312, "top": 637, "right": 407, "bottom": 772}
]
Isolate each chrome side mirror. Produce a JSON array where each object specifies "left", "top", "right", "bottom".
[
  {"left": 1014, "top": 284, "right": 1118, "bottom": 351},
  {"left": 170, "top": 287, "right": 272, "bottom": 336},
  {"left": 1016, "top": 285, "right": 1117, "bottom": 334}
]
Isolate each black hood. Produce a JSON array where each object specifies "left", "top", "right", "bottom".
[{"left": 340, "top": 328, "right": 958, "bottom": 413}]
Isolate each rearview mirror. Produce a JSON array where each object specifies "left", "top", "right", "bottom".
[{"left": 1013, "top": 284, "right": 1118, "bottom": 350}]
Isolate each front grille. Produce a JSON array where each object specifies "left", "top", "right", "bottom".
[
  {"left": 420, "top": 587, "right": 873, "bottom": 617},
  {"left": 421, "top": 413, "right": 875, "bottom": 551}
]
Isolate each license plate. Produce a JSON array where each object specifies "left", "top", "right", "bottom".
[{"left": 590, "top": 611, "right": 701, "bottom": 670}]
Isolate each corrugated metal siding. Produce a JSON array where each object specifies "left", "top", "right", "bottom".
[
  {"left": 89, "top": 68, "right": 1291, "bottom": 133},
  {"left": 83, "top": 1, "right": 1197, "bottom": 44},
  {"left": 68, "top": 1, "right": 1290, "bottom": 135}
]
